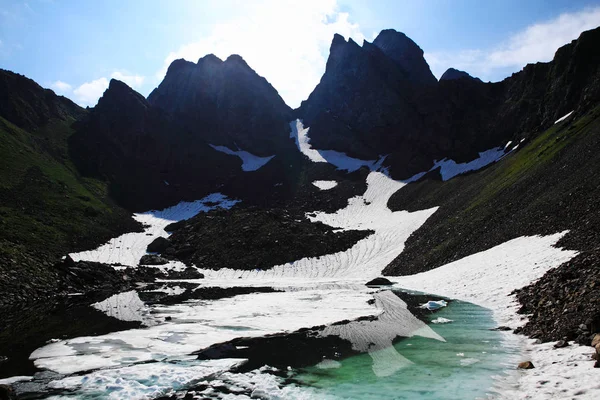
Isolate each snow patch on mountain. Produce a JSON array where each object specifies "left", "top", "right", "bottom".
[
  {"left": 200, "top": 170, "right": 437, "bottom": 280},
  {"left": 290, "top": 120, "right": 384, "bottom": 172},
  {"left": 70, "top": 193, "right": 239, "bottom": 267},
  {"left": 555, "top": 111, "right": 574, "bottom": 124},
  {"left": 209, "top": 144, "right": 274, "bottom": 171},
  {"left": 432, "top": 147, "right": 506, "bottom": 181},
  {"left": 312, "top": 180, "right": 338, "bottom": 190}
]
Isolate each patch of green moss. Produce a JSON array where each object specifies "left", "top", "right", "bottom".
[{"left": 467, "top": 106, "right": 600, "bottom": 211}]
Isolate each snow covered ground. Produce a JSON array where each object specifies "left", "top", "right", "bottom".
[
  {"left": 209, "top": 144, "right": 274, "bottom": 171},
  {"left": 70, "top": 193, "right": 239, "bottom": 269}
]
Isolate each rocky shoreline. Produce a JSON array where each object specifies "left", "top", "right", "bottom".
[{"left": 514, "top": 247, "right": 600, "bottom": 360}]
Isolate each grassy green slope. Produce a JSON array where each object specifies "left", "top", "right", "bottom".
[{"left": 0, "top": 115, "right": 140, "bottom": 305}]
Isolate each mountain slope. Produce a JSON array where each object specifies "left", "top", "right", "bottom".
[
  {"left": 0, "top": 70, "right": 140, "bottom": 307},
  {"left": 384, "top": 105, "right": 600, "bottom": 276}
]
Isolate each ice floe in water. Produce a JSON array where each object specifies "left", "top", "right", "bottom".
[
  {"left": 69, "top": 193, "right": 239, "bottom": 268},
  {"left": 290, "top": 120, "right": 384, "bottom": 172},
  {"left": 209, "top": 144, "right": 274, "bottom": 171},
  {"left": 420, "top": 300, "right": 448, "bottom": 310},
  {"left": 312, "top": 180, "right": 338, "bottom": 190}
]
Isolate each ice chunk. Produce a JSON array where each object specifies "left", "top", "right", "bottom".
[{"left": 420, "top": 300, "right": 448, "bottom": 310}]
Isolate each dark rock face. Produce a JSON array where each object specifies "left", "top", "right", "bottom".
[
  {"left": 299, "top": 27, "right": 600, "bottom": 180},
  {"left": 439, "top": 68, "right": 481, "bottom": 82},
  {"left": 514, "top": 248, "right": 600, "bottom": 345},
  {"left": 0, "top": 69, "right": 85, "bottom": 131},
  {"left": 71, "top": 54, "right": 296, "bottom": 211},
  {"left": 69, "top": 79, "right": 242, "bottom": 210},
  {"left": 372, "top": 29, "right": 437, "bottom": 85},
  {"left": 147, "top": 55, "right": 293, "bottom": 156}
]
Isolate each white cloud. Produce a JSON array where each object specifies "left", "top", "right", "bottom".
[
  {"left": 158, "top": 0, "right": 364, "bottom": 108},
  {"left": 425, "top": 7, "right": 600, "bottom": 81},
  {"left": 50, "top": 80, "right": 72, "bottom": 94},
  {"left": 110, "top": 71, "right": 144, "bottom": 89},
  {"left": 61, "top": 71, "right": 144, "bottom": 107},
  {"left": 73, "top": 77, "right": 109, "bottom": 107}
]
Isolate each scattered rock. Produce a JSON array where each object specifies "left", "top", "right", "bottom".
[
  {"left": 365, "top": 277, "right": 394, "bottom": 286},
  {"left": 165, "top": 316, "right": 172, "bottom": 321},
  {"left": 518, "top": 361, "right": 535, "bottom": 369},
  {"left": 139, "top": 254, "right": 169, "bottom": 265},
  {"left": 165, "top": 267, "right": 204, "bottom": 280},
  {"left": 491, "top": 326, "right": 512, "bottom": 331}
]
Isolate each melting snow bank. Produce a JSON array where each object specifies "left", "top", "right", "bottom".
[
  {"left": 432, "top": 147, "right": 506, "bottom": 181},
  {"left": 290, "top": 120, "right": 384, "bottom": 172},
  {"left": 555, "top": 110, "right": 574, "bottom": 124},
  {"left": 209, "top": 144, "right": 274, "bottom": 171},
  {"left": 392, "top": 232, "right": 600, "bottom": 400},
  {"left": 312, "top": 180, "right": 338, "bottom": 190},
  {"left": 70, "top": 193, "right": 239, "bottom": 268},
  {"left": 199, "top": 171, "right": 437, "bottom": 280}
]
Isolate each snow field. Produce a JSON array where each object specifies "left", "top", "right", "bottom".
[{"left": 209, "top": 144, "right": 274, "bottom": 171}]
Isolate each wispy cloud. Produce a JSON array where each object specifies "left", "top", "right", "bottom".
[
  {"left": 159, "top": 0, "right": 364, "bottom": 108},
  {"left": 110, "top": 71, "right": 144, "bottom": 88},
  {"left": 72, "top": 77, "right": 109, "bottom": 107},
  {"left": 425, "top": 7, "right": 600, "bottom": 81},
  {"left": 50, "top": 80, "right": 72, "bottom": 95}
]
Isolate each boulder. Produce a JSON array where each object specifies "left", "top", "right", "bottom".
[
  {"left": 365, "top": 277, "right": 394, "bottom": 286},
  {"left": 591, "top": 333, "right": 600, "bottom": 348},
  {"left": 139, "top": 254, "right": 169, "bottom": 265},
  {"left": 554, "top": 340, "right": 569, "bottom": 349},
  {"left": 147, "top": 237, "right": 170, "bottom": 253},
  {"left": 517, "top": 361, "right": 535, "bottom": 369}
]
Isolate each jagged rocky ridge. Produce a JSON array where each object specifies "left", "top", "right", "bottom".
[{"left": 299, "top": 27, "right": 600, "bottom": 179}]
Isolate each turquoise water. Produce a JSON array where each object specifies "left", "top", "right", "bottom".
[{"left": 293, "top": 297, "right": 516, "bottom": 400}]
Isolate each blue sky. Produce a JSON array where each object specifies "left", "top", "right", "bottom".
[{"left": 1, "top": 0, "right": 600, "bottom": 108}]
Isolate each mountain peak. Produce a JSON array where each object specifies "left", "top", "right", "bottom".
[
  {"left": 372, "top": 29, "right": 437, "bottom": 85},
  {"left": 440, "top": 68, "right": 481, "bottom": 82}
]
